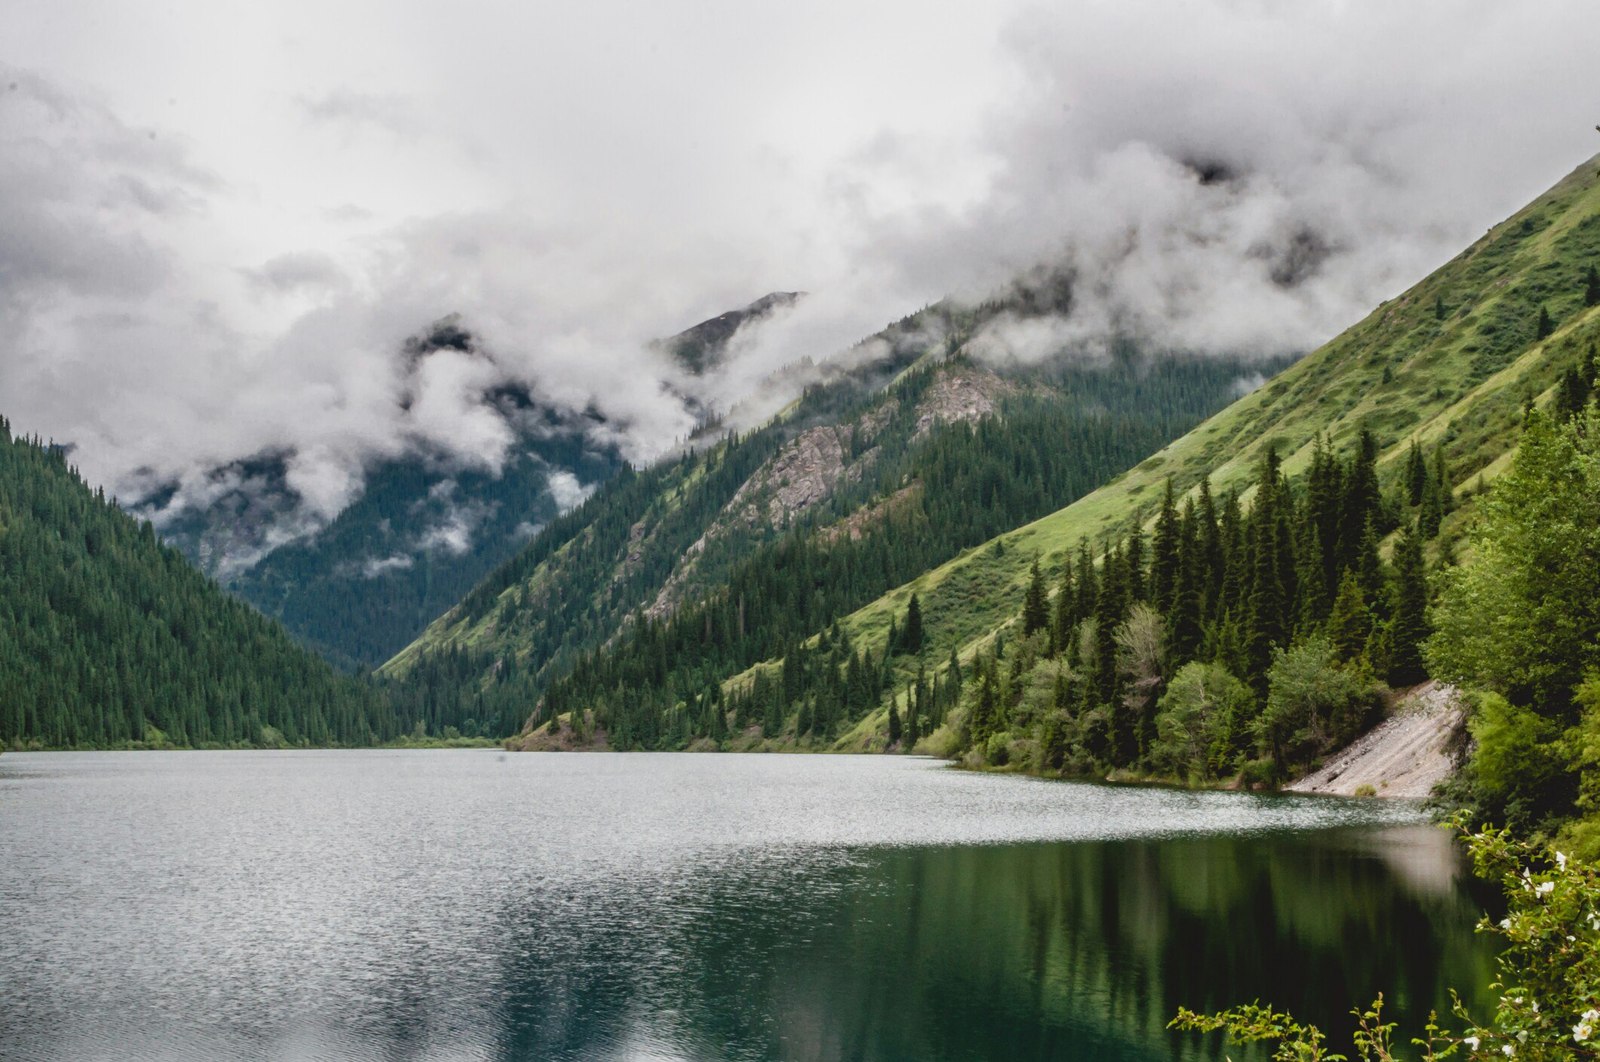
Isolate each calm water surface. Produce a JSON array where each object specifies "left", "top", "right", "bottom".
[{"left": 0, "top": 751, "right": 1496, "bottom": 1061}]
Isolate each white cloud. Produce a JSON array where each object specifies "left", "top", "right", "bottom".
[{"left": 1, "top": 0, "right": 1595, "bottom": 542}]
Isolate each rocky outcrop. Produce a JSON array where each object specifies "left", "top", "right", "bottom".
[{"left": 913, "top": 364, "right": 1021, "bottom": 436}]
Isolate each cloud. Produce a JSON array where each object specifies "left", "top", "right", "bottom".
[
  {"left": 296, "top": 89, "right": 423, "bottom": 139},
  {"left": 545, "top": 471, "right": 593, "bottom": 513},
  {"left": 360, "top": 553, "right": 414, "bottom": 579},
  {"left": 2, "top": 1, "right": 1596, "bottom": 557},
  {"left": 242, "top": 251, "right": 349, "bottom": 297}
]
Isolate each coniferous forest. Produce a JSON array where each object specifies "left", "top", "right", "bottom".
[
  {"left": 0, "top": 418, "right": 396, "bottom": 748},
  {"left": 387, "top": 350, "right": 1279, "bottom": 741}
]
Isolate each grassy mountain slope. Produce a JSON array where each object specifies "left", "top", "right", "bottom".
[
  {"left": 790, "top": 154, "right": 1600, "bottom": 751},
  {"left": 0, "top": 420, "right": 398, "bottom": 749}
]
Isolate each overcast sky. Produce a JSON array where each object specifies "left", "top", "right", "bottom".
[{"left": 4, "top": 0, "right": 1598, "bottom": 523}]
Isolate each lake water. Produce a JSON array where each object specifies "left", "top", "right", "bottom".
[{"left": 0, "top": 751, "right": 1497, "bottom": 1061}]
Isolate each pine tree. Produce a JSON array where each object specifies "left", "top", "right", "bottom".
[
  {"left": 1405, "top": 439, "right": 1428, "bottom": 506},
  {"left": 1537, "top": 304, "right": 1554, "bottom": 340},
  {"left": 1325, "top": 570, "right": 1372, "bottom": 663},
  {"left": 1168, "top": 497, "right": 1204, "bottom": 663},
  {"left": 902, "top": 689, "right": 920, "bottom": 749},
  {"left": 1051, "top": 559, "right": 1076, "bottom": 656},
  {"left": 1388, "top": 523, "right": 1431, "bottom": 685},
  {"left": 1151, "top": 478, "right": 1181, "bottom": 614},
  {"left": 1022, "top": 560, "right": 1050, "bottom": 637},
  {"left": 1586, "top": 263, "right": 1600, "bottom": 308},
  {"left": 900, "top": 593, "right": 924, "bottom": 655},
  {"left": 887, "top": 695, "right": 902, "bottom": 747}
]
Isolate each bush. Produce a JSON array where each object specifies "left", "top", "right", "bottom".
[
  {"left": 1257, "top": 636, "right": 1383, "bottom": 777},
  {"left": 1149, "top": 661, "right": 1256, "bottom": 781}
]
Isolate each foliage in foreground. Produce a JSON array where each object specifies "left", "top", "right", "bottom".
[
  {"left": 1172, "top": 825, "right": 1600, "bottom": 1060},
  {"left": 1426, "top": 409, "right": 1600, "bottom": 848}
]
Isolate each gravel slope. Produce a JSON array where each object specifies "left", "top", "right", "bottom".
[{"left": 1288, "top": 682, "right": 1466, "bottom": 798}]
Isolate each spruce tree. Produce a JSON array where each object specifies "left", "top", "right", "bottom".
[
  {"left": 1168, "top": 497, "right": 1204, "bottom": 663},
  {"left": 901, "top": 593, "right": 924, "bottom": 655},
  {"left": 1388, "top": 523, "right": 1431, "bottom": 686},
  {"left": 1537, "top": 304, "right": 1554, "bottom": 340},
  {"left": 1022, "top": 560, "right": 1050, "bottom": 637},
  {"left": 902, "top": 690, "right": 919, "bottom": 749},
  {"left": 1586, "top": 263, "right": 1600, "bottom": 307},
  {"left": 1151, "top": 478, "right": 1181, "bottom": 614},
  {"left": 1051, "top": 560, "right": 1076, "bottom": 656},
  {"left": 887, "top": 695, "right": 902, "bottom": 747},
  {"left": 1405, "top": 439, "right": 1428, "bottom": 506},
  {"left": 1325, "top": 570, "right": 1372, "bottom": 663}
]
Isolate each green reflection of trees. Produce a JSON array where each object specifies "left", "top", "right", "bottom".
[{"left": 481, "top": 827, "right": 1496, "bottom": 1062}]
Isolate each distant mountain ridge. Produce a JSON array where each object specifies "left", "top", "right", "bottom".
[{"left": 134, "top": 296, "right": 812, "bottom": 669}]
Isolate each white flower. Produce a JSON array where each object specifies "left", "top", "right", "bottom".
[
  {"left": 1503, "top": 1044, "right": 1515, "bottom": 1056},
  {"left": 1537, "top": 880, "right": 1554, "bottom": 896},
  {"left": 1557, "top": 850, "right": 1569, "bottom": 870},
  {"left": 1501, "top": 918, "right": 1513, "bottom": 930},
  {"left": 1464, "top": 1035, "right": 1481, "bottom": 1049}
]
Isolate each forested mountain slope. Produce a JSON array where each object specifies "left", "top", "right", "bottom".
[
  {"left": 507, "top": 154, "right": 1600, "bottom": 785},
  {"left": 0, "top": 420, "right": 397, "bottom": 749},
  {"left": 383, "top": 297, "right": 1285, "bottom": 739}
]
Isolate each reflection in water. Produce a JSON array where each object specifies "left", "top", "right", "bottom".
[
  {"left": 0, "top": 752, "right": 1495, "bottom": 1061},
  {"left": 482, "top": 829, "right": 1494, "bottom": 1061}
]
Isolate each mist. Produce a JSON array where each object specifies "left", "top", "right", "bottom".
[{"left": 3, "top": 0, "right": 1596, "bottom": 548}]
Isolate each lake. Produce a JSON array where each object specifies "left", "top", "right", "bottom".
[{"left": 0, "top": 750, "right": 1497, "bottom": 1061}]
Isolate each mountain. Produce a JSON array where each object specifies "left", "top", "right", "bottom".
[
  {"left": 380, "top": 290, "right": 1290, "bottom": 740},
  {"left": 140, "top": 296, "right": 811, "bottom": 671},
  {"left": 477, "top": 153, "right": 1600, "bottom": 773},
  {"left": 660, "top": 291, "right": 804, "bottom": 376},
  {"left": 671, "top": 152, "right": 1600, "bottom": 775},
  {"left": 0, "top": 419, "right": 397, "bottom": 749}
]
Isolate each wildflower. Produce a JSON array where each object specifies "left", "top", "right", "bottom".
[{"left": 1536, "top": 880, "right": 1554, "bottom": 897}]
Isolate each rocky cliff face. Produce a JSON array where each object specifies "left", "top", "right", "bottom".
[{"left": 642, "top": 360, "right": 1024, "bottom": 619}]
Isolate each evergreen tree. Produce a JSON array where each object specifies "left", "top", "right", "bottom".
[
  {"left": 1325, "top": 570, "right": 1372, "bottom": 663},
  {"left": 1022, "top": 560, "right": 1050, "bottom": 637},
  {"left": 1586, "top": 263, "right": 1600, "bottom": 307},
  {"left": 1388, "top": 523, "right": 1431, "bottom": 686},
  {"left": 901, "top": 593, "right": 925, "bottom": 656},
  {"left": 1537, "top": 304, "right": 1554, "bottom": 340},
  {"left": 1151, "top": 478, "right": 1181, "bottom": 614}
]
